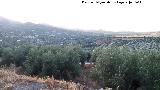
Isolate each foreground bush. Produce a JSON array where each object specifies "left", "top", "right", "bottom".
[
  {"left": 0, "top": 48, "right": 2, "bottom": 57},
  {"left": 0, "top": 45, "right": 88, "bottom": 80},
  {"left": 0, "top": 47, "right": 14, "bottom": 66},
  {"left": 0, "top": 45, "right": 32, "bottom": 66},
  {"left": 91, "top": 46, "right": 160, "bottom": 90},
  {"left": 24, "top": 45, "right": 85, "bottom": 80}
]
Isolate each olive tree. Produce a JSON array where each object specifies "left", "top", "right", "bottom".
[{"left": 91, "top": 45, "right": 160, "bottom": 90}]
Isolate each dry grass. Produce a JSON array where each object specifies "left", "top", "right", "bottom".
[
  {"left": 0, "top": 66, "right": 88, "bottom": 90},
  {"left": 0, "top": 65, "right": 112, "bottom": 90}
]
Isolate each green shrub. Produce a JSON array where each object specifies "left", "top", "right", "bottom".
[
  {"left": 13, "top": 45, "right": 32, "bottom": 67},
  {"left": 0, "top": 47, "right": 14, "bottom": 66},
  {"left": 91, "top": 46, "right": 160, "bottom": 90},
  {"left": 0, "top": 45, "right": 32, "bottom": 67},
  {"left": 0, "top": 48, "right": 2, "bottom": 57},
  {"left": 24, "top": 45, "right": 82, "bottom": 80}
]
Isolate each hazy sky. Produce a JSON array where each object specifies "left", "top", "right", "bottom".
[{"left": 0, "top": 0, "right": 160, "bottom": 32}]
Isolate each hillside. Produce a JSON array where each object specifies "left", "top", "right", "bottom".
[
  {"left": 1, "top": 17, "right": 160, "bottom": 90},
  {"left": 0, "top": 66, "right": 91, "bottom": 90},
  {"left": 0, "top": 17, "right": 111, "bottom": 49},
  {"left": 1, "top": 17, "right": 159, "bottom": 49}
]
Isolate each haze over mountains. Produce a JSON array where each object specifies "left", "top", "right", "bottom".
[
  {"left": 0, "top": 17, "right": 111, "bottom": 49},
  {"left": 0, "top": 17, "right": 142, "bottom": 34},
  {"left": 0, "top": 16, "right": 159, "bottom": 37}
]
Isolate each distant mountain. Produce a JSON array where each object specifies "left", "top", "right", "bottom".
[
  {"left": 0, "top": 16, "right": 159, "bottom": 43},
  {"left": 0, "top": 17, "right": 112, "bottom": 48},
  {"left": 0, "top": 16, "right": 63, "bottom": 32},
  {"left": 2, "top": 16, "right": 159, "bottom": 36},
  {"left": 0, "top": 17, "right": 107, "bottom": 36}
]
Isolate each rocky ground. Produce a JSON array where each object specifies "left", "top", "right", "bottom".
[
  {"left": 0, "top": 68, "right": 90, "bottom": 90},
  {"left": 0, "top": 65, "right": 112, "bottom": 90}
]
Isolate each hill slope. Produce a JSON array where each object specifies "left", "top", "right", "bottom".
[
  {"left": 0, "top": 17, "right": 111, "bottom": 49},
  {"left": 0, "top": 67, "right": 90, "bottom": 90}
]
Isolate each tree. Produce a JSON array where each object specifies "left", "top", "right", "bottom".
[
  {"left": 91, "top": 45, "right": 160, "bottom": 90},
  {"left": 24, "top": 45, "right": 82, "bottom": 80},
  {"left": 0, "top": 47, "right": 14, "bottom": 66},
  {"left": 0, "top": 48, "right": 2, "bottom": 57},
  {"left": 13, "top": 45, "right": 32, "bottom": 67},
  {"left": 24, "top": 46, "right": 44, "bottom": 75}
]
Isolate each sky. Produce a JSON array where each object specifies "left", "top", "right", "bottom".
[{"left": 0, "top": 0, "right": 160, "bottom": 32}]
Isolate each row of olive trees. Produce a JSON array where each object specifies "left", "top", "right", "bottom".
[
  {"left": 0, "top": 45, "right": 90, "bottom": 80},
  {"left": 91, "top": 46, "right": 160, "bottom": 90},
  {"left": 0, "top": 45, "right": 32, "bottom": 67}
]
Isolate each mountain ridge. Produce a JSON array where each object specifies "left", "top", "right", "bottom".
[{"left": 0, "top": 16, "right": 159, "bottom": 37}]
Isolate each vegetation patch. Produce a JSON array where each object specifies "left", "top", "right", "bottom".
[{"left": 91, "top": 46, "right": 160, "bottom": 90}]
